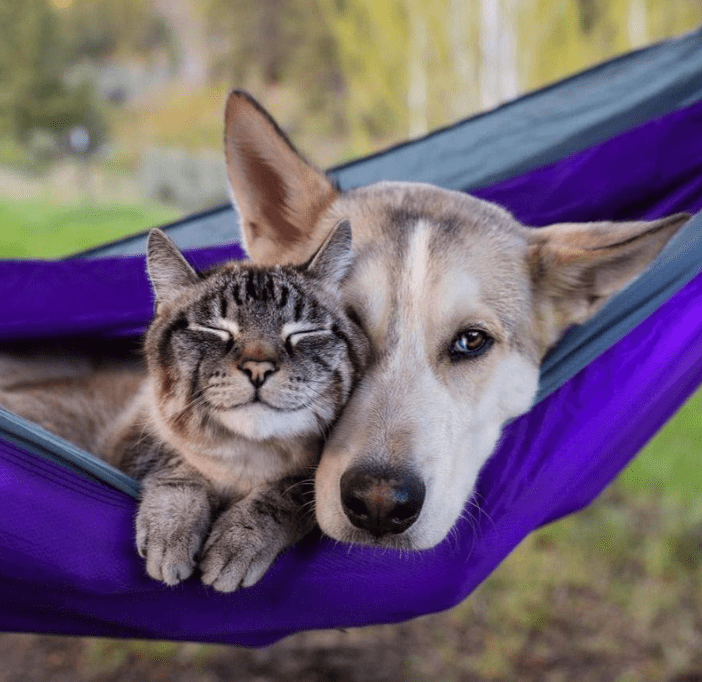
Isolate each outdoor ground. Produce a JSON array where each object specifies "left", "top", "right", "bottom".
[{"left": 0, "top": 201, "right": 701, "bottom": 681}]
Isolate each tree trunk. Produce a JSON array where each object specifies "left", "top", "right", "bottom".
[
  {"left": 479, "top": 0, "right": 518, "bottom": 110},
  {"left": 407, "top": 1, "right": 428, "bottom": 138},
  {"left": 450, "top": 0, "right": 479, "bottom": 117},
  {"left": 154, "top": 0, "right": 208, "bottom": 87},
  {"left": 627, "top": 0, "right": 648, "bottom": 48}
]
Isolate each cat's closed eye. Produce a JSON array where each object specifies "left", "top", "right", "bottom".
[
  {"left": 188, "top": 324, "right": 232, "bottom": 342},
  {"left": 281, "top": 328, "right": 332, "bottom": 355}
]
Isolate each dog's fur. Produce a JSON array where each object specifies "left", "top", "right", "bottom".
[{"left": 224, "top": 91, "right": 690, "bottom": 551}]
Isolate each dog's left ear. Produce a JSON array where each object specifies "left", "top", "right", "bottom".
[
  {"left": 224, "top": 90, "right": 339, "bottom": 266},
  {"left": 528, "top": 213, "right": 691, "bottom": 353}
]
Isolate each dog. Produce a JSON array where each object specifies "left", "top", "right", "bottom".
[{"left": 223, "top": 90, "right": 689, "bottom": 553}]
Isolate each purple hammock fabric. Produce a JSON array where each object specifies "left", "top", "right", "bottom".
[{"left": 0, "top": 101, "right": 701, "bottom": 645}]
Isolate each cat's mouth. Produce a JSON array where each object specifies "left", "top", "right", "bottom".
[
  {"left": 211, "top": 399, "right": 320, "bottom": 441},
  {"left": 206, "top": 393, "right": 310, "bottom": 414},
  {"left": 202, "top": 378, "right": 318, "bottom": 414}
]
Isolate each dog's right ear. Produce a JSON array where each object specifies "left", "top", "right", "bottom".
[{"left": 224, "top": 90, "right": 340, "bottom": 266}]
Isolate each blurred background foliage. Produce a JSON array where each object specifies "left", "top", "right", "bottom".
[
  {"left": 2, "top": 0, "right": 702, "bottom": 153},
  {"left": 0, "top": 0, "right": 701, "bottom": 256}
]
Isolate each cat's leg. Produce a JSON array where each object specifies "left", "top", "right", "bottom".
[
  {"left": 135, "top": 450, "right": 216, "bottom": 586},
  {"left": 199, "top": 475, "right": 315, "bottom": 592}
]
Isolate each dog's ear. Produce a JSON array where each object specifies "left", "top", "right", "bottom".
[
  {"left": 224, "top": 90, "right": 339, "bottom": 265},
  {"left": 528, "top": 213, "right": 690, "bottom": 353}
]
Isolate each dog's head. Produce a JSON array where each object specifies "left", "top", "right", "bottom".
[{"left": 223, "top": 90, "right": 689, "bottom": 549}]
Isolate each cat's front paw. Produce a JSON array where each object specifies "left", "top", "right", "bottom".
[
  {"left": 135, "top": 485, "right": 212, "bottom": 586},
  {"left": 199, "top": 502, "right": 293, "bottom": 592}
]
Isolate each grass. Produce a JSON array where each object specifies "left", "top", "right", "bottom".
[
  {"left": 0, "top": 196, "right": 181, "bottom": 259},
  {"left": 620, "top": 387, "right": 702, "bottom": 505}
]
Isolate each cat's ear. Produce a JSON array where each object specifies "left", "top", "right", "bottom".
[
  {"left": 146, "top": 229, "right": 199, "bottom": 306},
  {"left": 528, "top": 212, "right": 690, "bottom": 352},
  {"left": 304, "top": 219, "right": 353, "bottom": 287},
  {"left": 224, "top": 90, "right": 339, "bottom": 266}
]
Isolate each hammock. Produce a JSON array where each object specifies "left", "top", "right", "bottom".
[{"left": 1, "top": 29, "right": 702, "bottom": 646}]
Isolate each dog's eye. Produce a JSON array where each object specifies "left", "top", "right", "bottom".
[{"left": 450, "top": 330, "right": 493, "bottom": 360}]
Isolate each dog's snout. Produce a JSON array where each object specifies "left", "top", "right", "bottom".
[{"left": 340, "top": 466, "right": 425, "bottom": 537}]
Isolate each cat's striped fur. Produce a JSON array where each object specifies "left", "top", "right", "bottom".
[
  {"left": 126, "top": 221, "right": 368, "bottom": 591},
  {"left": 0, "top": 219, "right": 369, "bottom": 591}
]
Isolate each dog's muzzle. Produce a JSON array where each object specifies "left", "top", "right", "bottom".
[{"left": 340, "top": 465, "right": 425, "bottom": 538}]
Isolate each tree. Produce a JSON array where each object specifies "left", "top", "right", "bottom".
[
  {"left": 318, "top": 0, "right": 410, "bottom": 146},
  {"left": 0, "top": 0, "right": 105, "bottom": 147},
  {"left": 60, "top": 0, "right": 170, "bottom": 61}
]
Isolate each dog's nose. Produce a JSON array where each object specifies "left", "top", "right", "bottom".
[
  {"left": 340, "top": 465, "right": 425, "bottom": 537},
  {"left": 239, "top": 359, "right": 277, "bottom": 388}
]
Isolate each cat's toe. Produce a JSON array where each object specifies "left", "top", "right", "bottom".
[
  {"left": 135, "top": 481, "right": 212, "bottom": 586},
  {"left": 142, "top": 533, "right": 198, "bottom": 585},
  {"left": 200, "top": 556, "right": 241, "bottom": 592},
  {"left": 239, "top": 554, "right": 275, "bottom": 588},
  {"left": 136, "top": 513, "right": 208, "bottom": 586},
  {"left": 200, "top": 546, "right": 276, "bottom": 592},
  {"left": 199, "top": 525, "right": 277, "bottom": 592},
  {"left": 160, "top": 553, "right": 196, "bottom": 585}
]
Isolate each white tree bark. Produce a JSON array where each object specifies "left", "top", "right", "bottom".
[
  {"left": 450, "top": 0, "right": 479, "bottom": 117},
  {"left": 480, "top": 0, "right": 500, "bottom": 109},
  {"left": 154, "top": 0, "right": 209, "bottom": 87},
  {"left": 407, "top": 2, "right": 429, "bottom": 138},
  {"left": 480, "top": 0, "right": 518, "bottom": 110},
  {"left": 497, "top": 0, "right": 518, "bottom": 104},
  {"left": 627, "top": 0, "right": 649, "bottom": 48}
]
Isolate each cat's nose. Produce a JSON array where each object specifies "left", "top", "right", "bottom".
[{"left": 239, "top": 359, "right": 278, "bottom": 388}]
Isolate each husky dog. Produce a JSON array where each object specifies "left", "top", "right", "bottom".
[{"left": 223, "top": 91, "right": 690, "bottom": 552}]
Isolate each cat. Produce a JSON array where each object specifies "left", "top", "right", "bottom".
[{"left": 0, "top": 218, "right": 369, "bottom": 592}]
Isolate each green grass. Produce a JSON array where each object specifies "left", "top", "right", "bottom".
[
  {"left": 619, "top": 387, "right": 702, "bottom": 504},
  {"left": 0, "top": 197, "right": 181, "bottom": 259}
]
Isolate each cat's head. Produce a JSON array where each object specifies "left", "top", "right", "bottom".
[{"left": 144, "top": 220, "right": 369, "bottom": 445}]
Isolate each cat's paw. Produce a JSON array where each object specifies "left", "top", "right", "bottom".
[
  {"left": 135, "top": 485, "right": 212, "bottom": 586},
  {"left": 199, "top": 502, "right": 291, "bottom": 592}
]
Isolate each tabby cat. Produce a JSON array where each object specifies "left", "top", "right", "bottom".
[{"left": 0, "top": 219, "right": 369, "bottom": 592}]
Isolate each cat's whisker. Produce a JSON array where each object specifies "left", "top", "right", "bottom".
[
  {"left": 281, "top": 477, "right": 314, "bottom": 498},
  {"left": 299, "top": 499, "right": 317, "bottom": 515},
  {"left": 170, "top": 392, "right": 209, "bottom": 424}
]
